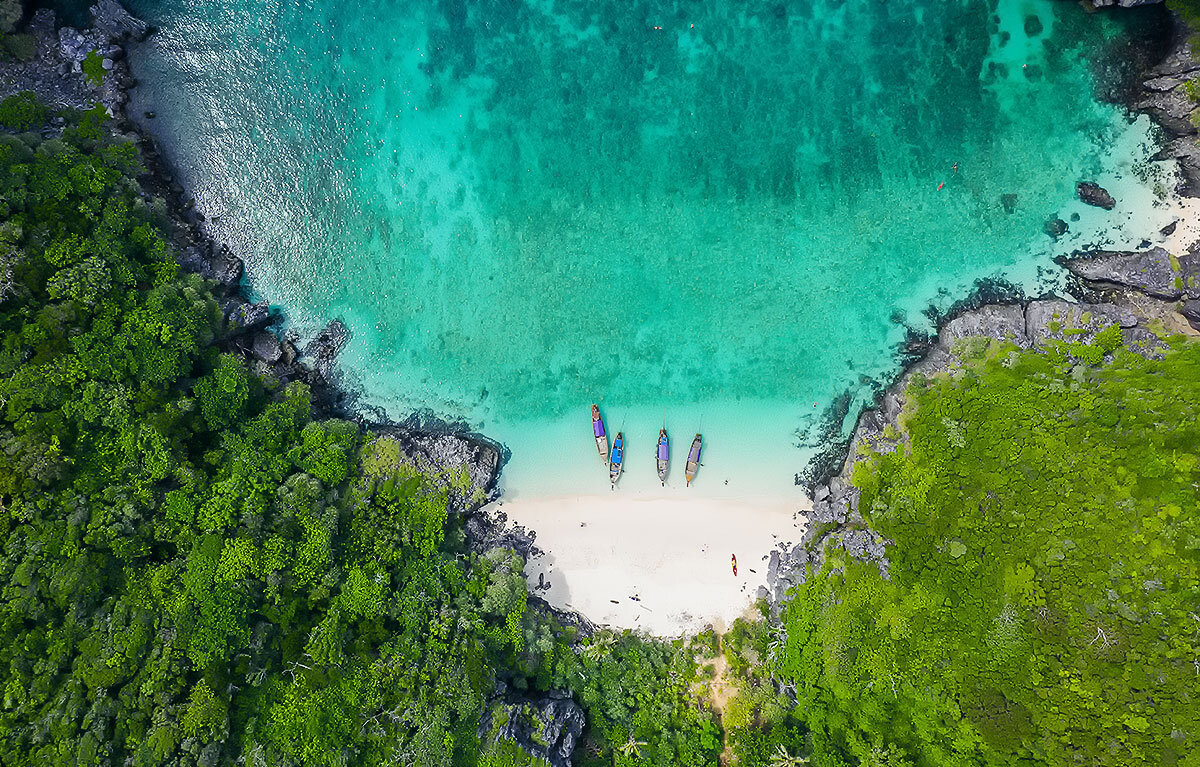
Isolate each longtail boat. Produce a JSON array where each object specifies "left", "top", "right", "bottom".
[
  {"left": 591, "top": 404, "right": 608, "bottom": 464},
  {"left": 656, "top": 429, "right": 669, "bottom": 486},
  {"left": 609, "top": 432, "right": 624, "bottom": 487},
  {"left": 685, "top": 433, "right": 702, "bottom": 486}
]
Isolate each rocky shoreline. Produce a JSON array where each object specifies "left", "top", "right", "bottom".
[
  {"left": 20, "top": 0, "right": 1196, "bottom": 615},
  {"left": 767, "top": 6, "right": 1200, "bottom": 608},
  {"left": 1, "top": 1, "right": 511, "bottom": 517},
  {"left": 6, "top": 1, "right": 1199, "bottom": 761},
  {"left": 0, "top": 6, "right": 589, "bottom": 759}
]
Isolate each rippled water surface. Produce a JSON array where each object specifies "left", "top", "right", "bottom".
[{"left": 126, "top": 0, "right": 1175, "bottom": 494}]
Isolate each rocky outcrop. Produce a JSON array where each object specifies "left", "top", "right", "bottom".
[
  {"left": 90, "top": 0, "right": 149, "bottom": 42},
  {"left": 1135, "top": 19, "right": 1200, "bottom": 194},
  {"left": 371, "top": 428, "right": 502, "bottom": 515},
  {"left": 250, "top": 331, "right": 283, "bottom": 364},
  {"left": 1091, "top": 0, "right": 1163, "bottom": 7},
  {"left": 302, "top": 318, "right": 351, "bottom": 374},
  {"left": 1061, "top": 247, "right": 1200, "bottom": 300},
  {"left": 480, "top": 686, "right": 585, "bottom": 767},
  {"left": 1077, "top": 182, "right": 1117, "bottom": 210},
  {"left": 771, "top": 258, "right": 1191, "bottom": 606},
  {"left": 177, "top": 242, "right": 243, "bottom": 291},
  {"left": 225, "top": 300, "right": 273, "bottom": 334},
  {"left": 1182, "top": 299, "right": 1200, "bottom": 330}
]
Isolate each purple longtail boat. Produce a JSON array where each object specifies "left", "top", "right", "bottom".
[
  {"left": 591, "top": 404, "right": 609, "bottom": 465},
  {"left": 656, "top": 429, "right": 670, "bottom": 486},
  {"left": 685, "top": 433, "right": 702, "bottom": 486}
]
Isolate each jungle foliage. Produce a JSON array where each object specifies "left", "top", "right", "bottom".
[
  {"left": 775, "top": 338, "right": 1200, "bottom": 767},
  {"left": 0, "top": 103, "right": 721, "bottom": 766}
]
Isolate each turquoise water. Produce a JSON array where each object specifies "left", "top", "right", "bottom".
[{"left": 125, "top": 0, "right": 1176, "bottom": 495}]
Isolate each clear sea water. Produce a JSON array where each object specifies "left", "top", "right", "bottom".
[{"left": 124, "top": 0, "right": 1178, "bottom": 498}]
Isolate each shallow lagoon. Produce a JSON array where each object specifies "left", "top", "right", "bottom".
[{"left": 127, "top": 0, "right": 1177, "bottom": 498}]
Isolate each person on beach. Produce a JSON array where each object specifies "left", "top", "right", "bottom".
[{"left": 731, "top": 554, "right": 738, "bottom": 576}]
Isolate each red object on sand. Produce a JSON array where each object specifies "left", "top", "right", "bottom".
[{"left": 731, "top": 554, "right": 738, "bottom": 576}]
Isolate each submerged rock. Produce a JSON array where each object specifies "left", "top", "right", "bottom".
[
  {"left": 303, "top": 318, "right": 350, "bottom": 371},
  {"left": 1044, "top": 216, "right": 1068, "bottom": 238},
  {"left": 1077, "top": 182, "right": 1116, "bottom": 210},
  {"left": 1000, "top": 193, "right": 1018, "bottom": 213}
]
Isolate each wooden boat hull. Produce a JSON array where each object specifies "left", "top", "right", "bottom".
[
  {"left": 609, "top": 433, "right": 624, "bottom": 484},
  {"left": 591, "top": 405, "right": 608, "bottom": 464},
  {"left": 685, "top": 434, "right": 702, "bottom": 486},
  {"left": 657, "top": 429, "right": 669, "bottom": 484}
]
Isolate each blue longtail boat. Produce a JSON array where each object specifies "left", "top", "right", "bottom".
[
  {"left": 656, "top": 429, "right": 669, "bottom": 486},
  {"left": 609, "top": 432, "right": 624, "bottom": 487}
]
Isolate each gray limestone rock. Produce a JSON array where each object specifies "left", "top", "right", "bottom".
[
  {"left": 250, "top": 331, "right": 283, "bottom": 364},
  {"left": 1062, "top": 248, "right": 1183, "bottom": 300},
  {"left": 1179, "top": 252, "right": 1200, "bottom": 299},
  {"left": 1182, "top": 299, "right": 1200, "bottom": 331},
  {"left": 481, "top": 690, "right": 584, "bottom": 767},
  {"left": 1077, "top": 182, "right": 1116, "bottom": 210},
  {"left": 1025, "top": 299, "right": 1137, "bottom": 347},
  {"left": 90, "top": 0, "right": 149, "bottom": 42},
  {"left": 376, "top": 431, "right": 501, "bottom": 514},
  {"left": 940, "top": 303, "right": 1030, "bottom": 348},
  {"left": 1135, "top": 87, "right": 1197, "bottom": 137},
  {"left": 1121, "top": 326, "right": 1169, "bottom": 360},
  {"left": 226, "top": 300, "right": 272, "bottom": 333}
]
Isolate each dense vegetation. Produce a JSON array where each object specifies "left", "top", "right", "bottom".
[
  {"left": 774, "top": 337, "right": 1200, "bottom": 766},
  {"left": 0, "top": 102, "right": 722, "bottom": 766},
  {"left": 4, "top": 67, "right": 1200, "bottom": 767}
]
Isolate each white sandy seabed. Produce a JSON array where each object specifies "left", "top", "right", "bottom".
[{"left": 484, "top": 403, "right": 814, "bottom": 637}]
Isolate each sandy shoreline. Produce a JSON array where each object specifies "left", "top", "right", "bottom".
[{"left": 494, "top": 492, "right": 810, "bottom": 636}]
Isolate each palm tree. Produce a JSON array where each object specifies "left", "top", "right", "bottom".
[
  {"left": 616, "top": 736, "right": 647, "bottom": 759},
  {"left": 581, "top": 633, "right": 615, "bottom": 662},
  {"left": 768, "top": 744, "right": 810, "bottom": 767}
]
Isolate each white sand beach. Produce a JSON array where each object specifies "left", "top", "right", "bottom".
[{"left": 493, "top": 492, "right": 810, "bottom": 637}]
